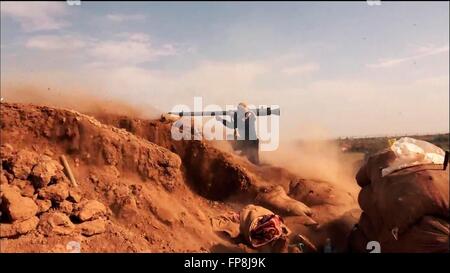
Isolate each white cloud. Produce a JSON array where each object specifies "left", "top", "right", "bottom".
[
  {"left": 77, "top": 60, "right": 270, "bottom": 111},
  {"left": 178, "top": 61, "right": 268, "bottom": 95},
  {"left": 158, "top": 44, "right": 178, "bottom": 56},
  {"left": 26, "top": 35, "right": 87, "bottom": 50},
  {"left": 105, "top": 13, "right": 146, "bottom": 23},
  {"left": 281, "top": 63, "right": 320, "bottom": 76},
  {"left": 123, "top": 32, "right": 151, "bottom": 42},
  {"left": 24, "top": 32, "right": 177, "bottom": 65},
  {"left": 368, "top": 44, "right": 449, "bottom": 68},
  {"left": 88, "top": 33, "right": 177, "bottom": 65},
  {"left": 0, "top": 2, "right": 68, "bottom": 32}
]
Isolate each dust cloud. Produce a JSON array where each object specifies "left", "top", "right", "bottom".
[
  {"left": 1, "top": 84, "right": 160, "bottom": 119},
  {"left": 261, "top": 138, "right": 362, "bottom": 197},
  {"left": 2, "top": 83, "right": 362, "bottom": 198}
]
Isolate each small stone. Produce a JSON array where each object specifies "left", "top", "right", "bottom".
[
  {"left": 68, "top": 190, "right": 82, "bottom": 203},
  {"left": 3, "top": 172, "right": 14, "bottom": 183},
  {"left": 11, "top": 150, "right": 39, "bottom": 179},
  {"left": 21, "top": 184, "right": 36, "bottom": 198},
  {"left": 38, "top": 212, "right": 75, "bottom": 236},
  {"left": 0, "top": 216, "right": 39, "bottom": 238},
  {"left": 1, "top": 185, "right": 38, "bottom": 221},
  {"left": 74, "top": 158, "right": 80, "bottom": 167},
  {"left": 11, "top": 179, "right": 28, "bottom": 188},
  {"left": 58, "top": 200, "right": 74, "bottom": 215},
  {"left": 74, "top": 200, "right": 107, "bottom": 222},
  {"left": 89, "top": 174, "right": 99, "bottom": 185},
  {"left": 77, "top": 219, "right": 107, "bottom": 236},
  {"left": 153, "top": 206, "right": 176, "bottom": 226},
  {"left": 11, "top": 179, "right": 35, "bottom": 198},
  {"left": 0, "top": 144, "right": 14, "bottom": 164},
  {"left": 32, "top": 145, "right": 40, "bottom": 152},
  {"left": 0, "top": 170, "right": 8, "bottom": 185},
  {"left": 36, "top": 199, "right": 52, "bottom": 213},
  {"left": 31, "top": 157, "right": 64, "bottom": 188},
  {"left": 105, "top": 166, "right": 120, "bottom": 178},
  {"left": 38, "top": 182, "right": 69, "bottom": 202},
  {"left": 43, "top": 149, "right": 54, "bottom": 157}
]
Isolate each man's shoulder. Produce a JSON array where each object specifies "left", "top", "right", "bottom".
[{"left": 245, "top": 111, "right": 256, "bottom": 120}]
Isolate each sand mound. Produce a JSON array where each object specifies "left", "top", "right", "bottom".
[
  {"left": 0, "top": 103, "right": 234, "bottom": 252},
  {"left": 0, "top": 103, "right": 358, "bottom": 252}
]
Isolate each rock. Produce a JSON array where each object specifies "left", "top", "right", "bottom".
[
  {"left": 11, "top": 179, "right": 29, "bottom": 189},
  {"left": 89, "top": 174, "right": 99, "bottom": 185},
  {"left": 21, "top": 184, "right": 36, "bottom": 198},
  {"left": 0, "top": 144, "right": 14, "bottom": 162},
  {"left": 11, "top": 150, "right": 39, "bottom": 179},
  {"left": 77, "top": 219, "right": 107, "bottom": 236},
  {"left": 43, "top": 149, "right": 54, "bottom": 157},
  {"left": 31, "top": 157, "right": 64, "bottom": 188},
  {"left": 68, "top": 190, "right": 82, "bottom": 203},
  {"left": 256, "top": 186, "right": 313, "bottom": 217},
  {"left": 105, "top": 165, "right": 120, "bottom": 178},
  {"left": 36, "top": 199, "right": 52, "bottom": 213},
  {"left": 74, "top": 200, "right": 107, "bottom": 222},
  {"left": 74, "top": 158, "right": 80, "bottom": 167},
  {"left": 153, "top": 206, "right": 176, "bottom": 226},
  {"left": 0, "top": 216, "right": 39, "bottom": 238},
  {"left": 38, "top": 212, "right": 75, "bottom": 236},
  {"left": 3, "top": 171, "right": 14, "bottom": 184},
  {"left": 1, "top": 185, "right": 38, "bottom": 221},
  {"left": 38, "top": 182, "right": 69, "bottom": 202},
  {"left": 0, "top": 171, "right": 8, "bottom": 185},
  {"left": 11, "top": 179, "right": 35, "bottom": 198},
  {"left": 58, "top": 200, "right": 74, "bottom": 215}
]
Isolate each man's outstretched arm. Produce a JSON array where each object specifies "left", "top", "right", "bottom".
[{"left": 216, "top": 116, "right": 236, "bottom": 129}]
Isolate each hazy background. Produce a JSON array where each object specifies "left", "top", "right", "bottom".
[{"left": 1, "top": 1, "right": 449, "bottom": 141}]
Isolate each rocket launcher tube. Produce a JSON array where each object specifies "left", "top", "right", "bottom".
[{"left": 168, "top": 107, "right": 280, "bottom": 117}]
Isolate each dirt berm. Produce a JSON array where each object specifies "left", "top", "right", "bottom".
[{"left": 0, "top": 103, "right": 358, "bottom": 252}]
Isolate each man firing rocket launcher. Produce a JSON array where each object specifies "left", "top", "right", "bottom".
[{"left": 168, "top": 102, "right": 280, "bottom": 165}]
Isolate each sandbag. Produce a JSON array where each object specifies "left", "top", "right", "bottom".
[
  {"left": 381, "top": 216, "right": 449, "bottom": 253},
  {"left": 382, "top": 137, "right": 446, "bottom": 176},
  {"left": 350, "top": 215, "right": 449, "bottom": 253},
  {"left": 239, "top": 204, "right": 290, "bottom": 248},
  {"left": 211, "top": 212, "right": 240, "bottom": 238},
  {"left": 357, "top": 153, "right": 448, "bottom": 234},
  {"left": 351, "top": 141, "right": 449, "bottom": 253}
]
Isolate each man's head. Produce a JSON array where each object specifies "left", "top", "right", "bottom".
[{"left": 238, "top": 102, "right": 249, "bottom": 113}]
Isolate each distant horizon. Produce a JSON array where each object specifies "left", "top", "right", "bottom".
[
  {"left": 0, "top": 90, "right": 449, "bottom": 140},
  {"left": 334, "top": 131, "right": 450, "bottom": 140},
  {"left": 292, "top": 131, "right": 450, "bottom": 141},
  {"left": 2, "top": 96, "right": 448, "bottom": 141}
]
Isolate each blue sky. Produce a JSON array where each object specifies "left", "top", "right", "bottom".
[{"left": 1, "top": 1, "right": 449, "bottom": 139}]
